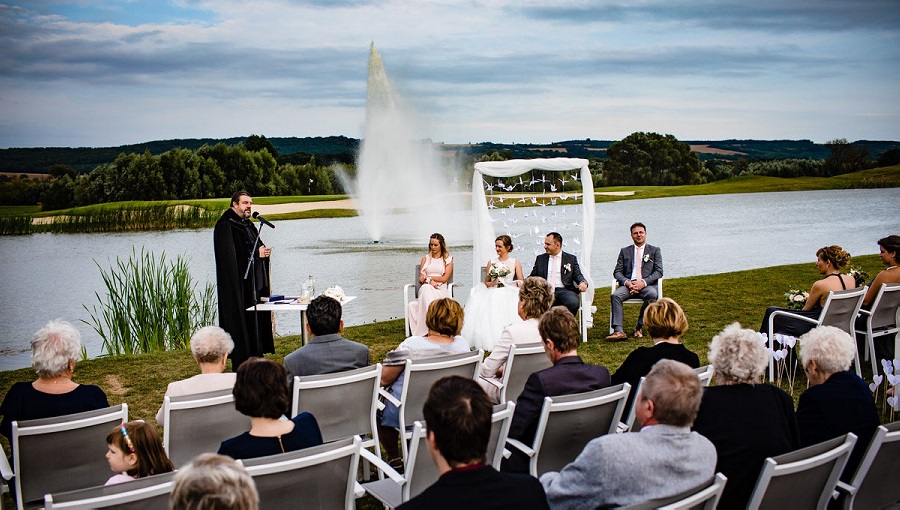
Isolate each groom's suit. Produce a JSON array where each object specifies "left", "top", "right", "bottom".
[
  {"left": 530, "top": 252, "right": 586, "bottom": 315},
  {"left": 611, "top": 244, "right": 663, "bottom": 332}
]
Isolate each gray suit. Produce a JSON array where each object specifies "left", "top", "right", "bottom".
[
  {"left": 611, "top": 244, "right": 663, "bottom": 332},
  {"left": 283, "top": 333, "right": 369, "bottom": 379},
  {"left": 540, "top": 424, "right": 716, "bottom": 509}
]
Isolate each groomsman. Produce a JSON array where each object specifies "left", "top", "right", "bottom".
[
  {"left": 529, "top": 232, "right": 588, "bottom": 316},
  {"left": 607, "top": 223, "right": 663, "bottom": 341}
]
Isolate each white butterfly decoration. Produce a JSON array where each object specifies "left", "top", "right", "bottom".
[
  {"left": 549, "top": 184, "right": 557, "bottom": 192},
  {"left": 573, "top": 237, "right": 581, "bottom": 245},
  {"left": 533, "top": 226, "right": 540, "bottom": 234}
]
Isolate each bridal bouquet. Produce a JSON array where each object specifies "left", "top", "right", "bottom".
[
  {"left": 488, "top": 262, "right": 512, "bottom": 287},
  {"left": 848, "top": 266, "right": 869, "bottom": 288},
  {"left": 784, "top": 288, "right": 809, "bottom": 310}
]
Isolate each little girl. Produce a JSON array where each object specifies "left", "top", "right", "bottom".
[{"left": 105, "top": 421, "right": 175, "bottom": 485}]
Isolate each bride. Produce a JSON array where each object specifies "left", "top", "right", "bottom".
[{"left": 462, "top": 235, "right": 525, "bottom": 351}]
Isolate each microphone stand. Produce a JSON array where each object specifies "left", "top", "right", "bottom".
[{"left": 243, "top": 220, "right": 267, "bottom": 355}]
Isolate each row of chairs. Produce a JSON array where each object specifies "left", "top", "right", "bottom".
[{"left": 766, "top": 282, "right": 900, "bottom": 381}]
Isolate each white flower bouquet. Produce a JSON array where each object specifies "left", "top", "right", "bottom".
[
  {"left": 321, "top": 285, "right": 345, "bottom": 303},
  {"left": 488, "top": 261, "right": 512, "bottom": 287},
  {"left": 848, "top": 266, "right": 869, "bottom": 288},
  {"left": 784, "top": 288, "right": 809, "bottom": 310}
]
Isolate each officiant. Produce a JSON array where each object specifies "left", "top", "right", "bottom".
[{"left": 213, "top": 191, "right": 274, "bottom": 370}]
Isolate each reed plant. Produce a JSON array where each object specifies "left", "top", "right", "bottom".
[
  {"left": 83, "top": 247, "right": 216, "bottom": 355},
  {"left": 0, "top": 215, "right": 33, "bottom": 235}
]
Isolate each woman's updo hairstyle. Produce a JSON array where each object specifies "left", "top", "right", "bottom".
[
  {"left": 816, "top": 245, "right": 850, "bottom": 270},
  {"left": 496, "top": 235, "right": 513, "bottom": 252}
]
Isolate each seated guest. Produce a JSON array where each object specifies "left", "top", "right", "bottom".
[
  {"left": 105, "top": 421, "right": 174, "bottom": 485},
  {"left": 611, "top": 297, "right": 699, "bottom": 417},
  {"left": 398, "top": 376, "right": 549, "bottom": 510},
  {"left": 379, "top": 298, "right": 470, "bottom": 468},
  {"left": 607, "top": 222, "right": 663, "bottom": 341},
  {"left": 859, "top": 234, "right": 900, "bottom": 360},
  {"left": 503, "top": 307, "right": 611, "bottom": 474},
  {"left": 1, "top": 319, "right": 108, "bottom": 442},
  {"left": 797, "top": 326, "right": 879, "bottom": 479},
  {"left": 540, "top": 360, "right": 716, "bottom": 509},
  {"left": 156, "top": 326, "right": 237, "bottom": 426},
  {"left": 218, "top": 358, "right": 323, "bottom": 460},
  {"left": 172, "top": 453, "right": 259, "bottom": 510},
  {"left": 529, "top": 232, "right": 588, "bottom": 316},
  {"left": 408, "top": 233, "right": 454, "bottom": 337},
  {"left": 760, "top": 245, "right": 856, "bottom": 338},
  {"left": 478, "top": 276, "right": 555, "bottom": 403},
  {"left": 283, "top": 295, "right": 369, "bottom": 379},
  {"left": 693, "top": 323, "right": 799, "bottom": 509}
]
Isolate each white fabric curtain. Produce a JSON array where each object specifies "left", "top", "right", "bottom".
[{"left": 471, "top": 157, "right": 595, "bottom": 313}]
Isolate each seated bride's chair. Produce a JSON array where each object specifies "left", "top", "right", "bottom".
[{"left": 403, "top": 264, "right": 456, "bottom": 336}]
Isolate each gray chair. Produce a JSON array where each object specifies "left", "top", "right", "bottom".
[
  {"left": 609, "top": 278, "right": 664, "bottom": 334},
  {"left": 380, "top": 350, "right": 483, "bottom": 461},
  {"left": 239, "top": 436, "right": 360, "bottom": 510},
  {"left": 836, "top": 421, "right": 900, "bottom": 510},
  {"left": 360, "top": 421, "right": 438, "bottom": 509},
  {"left": 854, "top": 282, "right": 900, "bottom": 376},
  {"left": 747, "top": 433, "right": 857, "bottom": 510},
  {"left": 487, "top": 401, "right": 515, "bottom": 469},
  {"left": 403, "top": 264, "right": 456, "bottom": 336},
  {"left": 43, "top": 472, "right": 174, "bottom": 510},
  {"left": 506, "top": 383, "right": 631, "bottom": 477},
  {"left": 161, "top": 387, "right": 250, "bottom": 468},
  {"left": 481, "top": 342, "right": 551, "bottom": 404},
  {"left": 766, "top": 286, "right": 867, "bottom": 381},
  {"left": 619, "top": 365, "right": 712, "bottom": 433},
  {"left": 617, "top": 472, "right": 728, "bottom": 510},
  {"left": 1, "top": 404, "right": 128, "bottom": 510}
]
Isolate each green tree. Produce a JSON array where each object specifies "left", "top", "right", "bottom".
[
  {"left": 876, "top": 147, "right": 900, "bottom": 167},
  {"left": 245, "top": 134, "right": 278, "bottom": 157},
  {"left": 823, "top": 139, "right": 871, "bottom": 176},
  {"left": 602, "top": 132, "right": 703, "bottom": 186}
]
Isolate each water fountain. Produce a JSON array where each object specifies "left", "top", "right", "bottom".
[{"left": 338, "top": 43, "right": 464, "bottom": 243}]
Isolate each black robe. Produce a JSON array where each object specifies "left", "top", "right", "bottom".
[{"left": 213, "top": 208, "right": 274, "bottom": 369}]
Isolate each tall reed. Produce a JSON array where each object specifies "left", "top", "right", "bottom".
[
  {"left": 1, "top": 205, "right": 219, "bottom": 236},
  {"left": 84, "top": 248, "right": 217, "bottom": 355}
]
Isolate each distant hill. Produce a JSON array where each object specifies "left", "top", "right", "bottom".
[{"left": 2, "top": 136, "right": 898, "bottom": 174}]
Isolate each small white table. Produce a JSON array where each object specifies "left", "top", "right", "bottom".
[{"left": 247, "top": 296, "right": 357, "bottom": 345}]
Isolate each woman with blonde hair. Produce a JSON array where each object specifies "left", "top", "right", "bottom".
[
  {"left": 693, "top": 323, "right": 799, "bottom": 509},
  {"left": 759, "top": 245, "right": 856, "bottom": 338},
  {"left": 408, "top": 233, "right": 454, "bottom": 337}
]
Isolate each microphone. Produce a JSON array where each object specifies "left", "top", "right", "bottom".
[{"left": 252, "top": 211, "right": 276, "bottom": 229}]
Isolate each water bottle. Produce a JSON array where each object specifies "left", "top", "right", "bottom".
[{"left": 302, "top": 275, "right": 316, "bottom": 302}]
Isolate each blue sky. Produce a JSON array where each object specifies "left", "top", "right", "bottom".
[{"left": 1, "top": 0, "right": 898, "bottom": 148}]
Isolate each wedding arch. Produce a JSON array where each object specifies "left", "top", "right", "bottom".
[{"left": 471, "top": 157, "right": 596, "bottom": 326}]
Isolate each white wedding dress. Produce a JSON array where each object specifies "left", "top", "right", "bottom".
[{"left": 462, "top": 257, "right": 522, "bottom": 351}]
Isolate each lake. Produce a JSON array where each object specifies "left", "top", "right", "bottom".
[{"left": 1, "top": 188, "right": 897, "bottom": 370}]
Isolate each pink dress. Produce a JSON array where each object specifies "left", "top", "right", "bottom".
[{"left": 408, "top": 255, "right": 453, "bottom": 336}]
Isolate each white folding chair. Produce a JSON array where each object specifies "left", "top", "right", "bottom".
[
  {"left": 836, "top": 421, "right": 900, "bottom": 510},
  {"left": 380, "top": 350, "right": 482, "bottom": 462},
  {"left": 0, "top": 405, "right": 129, "bottom": 510},
  {"left": 854, "top": 283, "right": 900, "bottom": 376},
  {"left": 506, "top": 383, "right": 630, "bottom": 477},
  {"left": 359, "top": 421, "right": 438, "bottom": 509},
  {"left": 747, "top": 433, "right": 857, "bottom": 510},
  {"left": 44, "top": 471, "right": 175, "bottom": 509},
  {"left": 609, "top": 278, "right": 663, "bottom": 334},
  {"left": 480, "top": 342, "right": 551, "bottom": 404},
  {"left": 766, "top": 286, "right": 867, "bottom": 381},
  {"left": 617, "top": 472, "right": 728, "bottom": 510},
  {"left": 488, "top": 401, "right": 515, "bottom": 469},
  {"left": 403, "top": 264, "right": 456, "bottom": 336},
  {"left": 162, "top": 388, "right": 250, "bottom": 468}
]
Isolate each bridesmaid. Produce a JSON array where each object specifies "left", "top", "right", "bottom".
[{"left": 408, "top": 233, "right": 454, "bottom": 336}]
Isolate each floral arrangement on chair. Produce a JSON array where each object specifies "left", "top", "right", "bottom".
[
  {"left": 848, "top": 266, "right": 869, "bottom": 288},
  {"left": 783, "top": 288, "right": 809, "bottom": 310},
  {"left": 488, "top": 261, "right": 512, "bottom": 287}
]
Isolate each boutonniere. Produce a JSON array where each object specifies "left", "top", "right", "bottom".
[
  {"left": 564, "top": 263, "right": 572, "bottom": 273},
  {"left": 642, "top": 254, "right": 651, "bottom": 263}
]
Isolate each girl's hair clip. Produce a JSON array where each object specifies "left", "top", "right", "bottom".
[{"left": 120, "top": 424, "right": 135, "bottom": 454}]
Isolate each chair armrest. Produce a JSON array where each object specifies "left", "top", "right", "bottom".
[
  {"left": 448, "top": 282, "right": 457, "bottom": 297},
  {"left": 769, "top": 309, "right": 820, "bottom": 326},
  {"left": 835, "top": 481, "right": 856, "bottom": 497},
  {"left": 479, "top": 375, "right": 503, "bottom": 389},
  {"left": 359, "top": 448, "right": 406, "bottom": 484},
  {"left": 0, "top": 443, "right": 13, "bottom": 481},
  {"left": 505, "top": 438, "right": 535, "bottom": 457},
  {"left": 403, "top": 284, "right": 415, "bottom": 302},
  {"left": 353, "top": 482, "right": 366, "bottom": 499},
  {"left": 378, "top": 387, "right": 401, "bottom": 407}
]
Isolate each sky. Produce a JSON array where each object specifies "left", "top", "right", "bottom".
[{"left": 1, "top": 0, "right": 899, "bottom": 148}]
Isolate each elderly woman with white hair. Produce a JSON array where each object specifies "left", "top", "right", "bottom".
[
  {"left": 171, "top": 453, "right": 259, "bottom": 510},
  {"left": 692, "top": 323, "right": 799, "bottom": 509},
  {"left": 155, "top": 326, "right": 236, "bottom": 426},
  {"left": 0, "top": 320, "right": 109, "bottom": 440},
  {"left": 796, "top": 325, "right": 879, "bottom": 478}
]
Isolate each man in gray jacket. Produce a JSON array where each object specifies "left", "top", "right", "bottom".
[
  {"left": 283, "top": 295, "right": 369, "bottom": 379},
  {"left": 607, "top": 222, "right": 663, "bottom": 341},
  {"left": 540, "top": 360, "right": 716, "bottom": 509}
]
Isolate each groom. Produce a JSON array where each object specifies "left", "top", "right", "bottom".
[{"left": 530, "top": 232, "right": 587, "bottom": 316}]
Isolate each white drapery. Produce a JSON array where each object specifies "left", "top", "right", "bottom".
[{"left": 471, "top": 157, "right": 595, "bottom": 314}]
